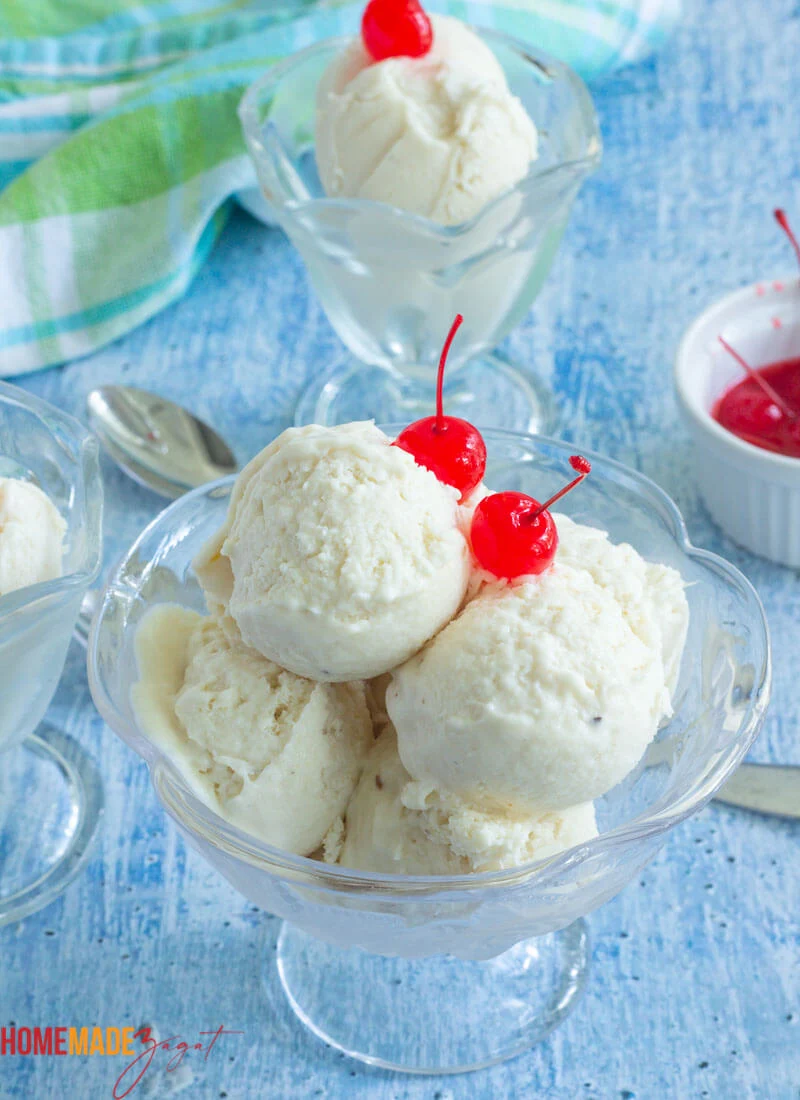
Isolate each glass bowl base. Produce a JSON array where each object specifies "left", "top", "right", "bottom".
[
  {"left": 294, "top": 354, "right": 556, "bottom": 434},
  {"left": 274, "top": 918, "right": 589, "bottom": 1074},
  {"left": 0, "top": 725, "right": 103, "bottom": 926}
]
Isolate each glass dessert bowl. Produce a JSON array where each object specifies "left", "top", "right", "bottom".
[
  {"left": 0, "top": 382, "right": 104, "bottom": 926},
  {"left": 238, "top": 32, "right": 601, "bottom": 433},
  {"left": 88, "top": 429, "right": 768, "bottom": 1073}
]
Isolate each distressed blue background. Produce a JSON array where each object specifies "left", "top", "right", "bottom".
[{"left": 2, "top": 0, "right": 799, "bottom": 1096}]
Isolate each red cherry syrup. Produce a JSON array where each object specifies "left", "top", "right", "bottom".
[{"left": 713, "top": 350, "right": 800, "bottom": 458}]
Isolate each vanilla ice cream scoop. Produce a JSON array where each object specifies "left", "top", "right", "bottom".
[
  {"left": 315, "top": 15, "right": 538, "bottom": 226},
  {"left": 0, "top": 477, "right": 65, "bottom": 597},
  {"left": 337, "top": 727, "right": 597, "bottom": 874},
  {"left": 389, "top": 536, "right": 687, "bottom": 814},
  {"left": 132, "top": 606, "right": 374, "bottom": 856},
  {"left": 555, "top": 513, "right": 689, "bottom": 694},
  {"left": 194, "top": 421, "right": 471, "bottom": 682}
]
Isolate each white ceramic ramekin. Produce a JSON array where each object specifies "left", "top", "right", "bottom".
[{"left": 675, "top": 276, "right": 800, "bottom": 567}]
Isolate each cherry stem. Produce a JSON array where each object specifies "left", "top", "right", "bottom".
[
  {"left": 527, "top": 463, "right": 590, "bottom": 522},
  {"left": 435, "top": 314, "right": 464, "bottom": 433},
  {"left": 718, "top": 336, "right": 798, "bottom": 420},
  {"left": 775, "top": 209, "right": 800, "bottom": 272}
]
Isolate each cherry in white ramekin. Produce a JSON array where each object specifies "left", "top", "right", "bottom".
[{"left": 675, "top": 276, "right": 800, "bottom": 567}]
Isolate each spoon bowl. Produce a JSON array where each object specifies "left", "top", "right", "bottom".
[{"left": 87, "top": 386, "right": 238, "bottom": 499}]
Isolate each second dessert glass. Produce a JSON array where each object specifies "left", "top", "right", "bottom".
[
  {"left": 0, "top": 383, "right": 104, "bottom": 926},
  {"left": 239, "top": 32, "right": 601, "bottom": 432},
  {"left": 88, "top": 430, "right": 769, "bottom": 1073}
]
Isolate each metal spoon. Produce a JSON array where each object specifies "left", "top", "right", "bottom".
[
  {"left": 713, "top": 763, "right": 800, "bottom": 819},
  {"left": 87, "top": 385, "right": 237, "bottom": 499},
  {"left": 75, "top": 386, "right": 238, "bottom": 646}
]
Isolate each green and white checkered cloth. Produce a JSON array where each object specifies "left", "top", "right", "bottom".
[{"left": 0, "top": 0, "right": 680, "bottom": 375}]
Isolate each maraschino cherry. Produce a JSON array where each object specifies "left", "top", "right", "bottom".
[
  {"left": 470, "top": 456, "right": 591, "bottom": 581},
  {"left": 362, "top": 0, "right": 433, "bottom": 61},
  {"left": 394, "top": 315, "right": 487, "bottom": 501}
]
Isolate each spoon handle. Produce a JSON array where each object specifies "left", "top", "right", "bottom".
[{"left": 714, "top": 763, "right": 800, "bottom": 819}]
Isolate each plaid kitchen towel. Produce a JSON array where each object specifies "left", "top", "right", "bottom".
[{"left": 0, "top": 0, "right": 680, "bottom": 376}]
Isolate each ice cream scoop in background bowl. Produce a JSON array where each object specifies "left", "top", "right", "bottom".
[
  {"left": 88, "top": 428, "right": 769, "bottom": 1073},
  {"left": 675, "top": 276, "right": 800, "bottom": 567},
  {"left": 0, "top": 382, "right": 104, "bottom": 926},
  {"left": 238, "top": 30, "right": 600, "bottom": 433}
]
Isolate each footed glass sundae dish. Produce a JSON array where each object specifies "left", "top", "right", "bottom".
[
  {"left": 239, "top": 7, "right": 601, "bottom": 433},
  {"left": 89, "top": 418, "right": 768, "bottom": 1072}
]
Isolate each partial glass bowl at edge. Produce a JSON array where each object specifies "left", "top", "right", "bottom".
[
  {"left": 87, "top": 429, "right": 769, "bottom": 1073},
  {"left": 0, "top": 381, "right": 104, "bottom": 927}
]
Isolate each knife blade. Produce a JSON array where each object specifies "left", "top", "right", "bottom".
[{"left": 713, "top": 763, "right": 800, "bottom": 819}]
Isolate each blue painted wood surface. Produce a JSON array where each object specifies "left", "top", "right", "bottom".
[{"left": 2, "top": 0, "right": 799, "bottom": 1095}]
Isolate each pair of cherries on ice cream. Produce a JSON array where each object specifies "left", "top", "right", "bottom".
[{"left": 395, "top": 315, "right": 591, "bottom": 581}]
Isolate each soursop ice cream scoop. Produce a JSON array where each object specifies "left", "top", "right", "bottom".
[{"left": 194, "top": 421, "right": 472, "bottom": 682}]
